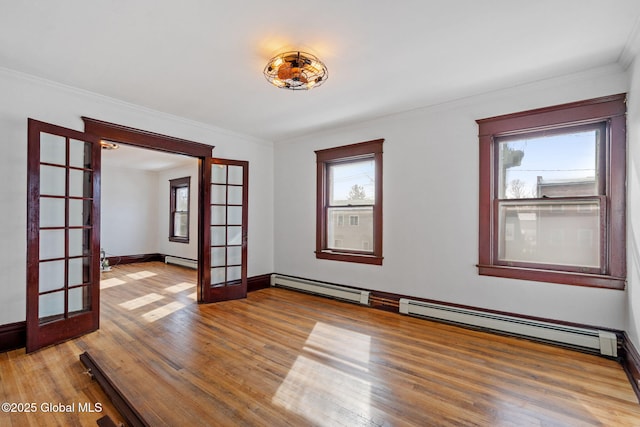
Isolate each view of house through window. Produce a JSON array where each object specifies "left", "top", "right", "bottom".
[
  {"left": 477, "top": 94, "right": 626, "bottom": 289},
  {"left": 496, "top": 124, "right": 603, "bottom": 269},
  {"left": 316, "top": 139, "right": 383, "bottom": 265},
  {"left": 169, "top": 176, "right": 190, "bottom": 243},
  {"left": 327, "top": 158, "right": 374, "bottom": 252}
]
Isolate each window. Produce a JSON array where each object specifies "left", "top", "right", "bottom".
[
  {"left": 169, "top": 177, "right": 190, "bottom": 243},
  {"left": 316, "top": 139, "right": 383, "bottom": 265},
  {"left": 477, "top": 94, "right": 626, "bottom": 289}
]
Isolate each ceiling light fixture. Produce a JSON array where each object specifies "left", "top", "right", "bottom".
[
  {"left": 264, "top": 51, "right": 328, "bottom": 90},
  {"left": 100, "top": 140, "right": 119, "bottom": 150}
]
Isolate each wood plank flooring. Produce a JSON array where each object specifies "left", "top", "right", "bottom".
[
  {"left": 2, "top": 261, "right": 640, "bottom": 426},
  {"left": 0, "top": 339, "right": 123, "bottom": 426}
]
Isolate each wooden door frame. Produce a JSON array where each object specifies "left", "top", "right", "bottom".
[
  {"left": 204, "top": 158, "right": 249, "bottom": 302},
  {"left": 82, "top": 117, "right": 214, "bottom": 302},
  {"left": 26, "top": 119, "right": 103, "bottom": 352}
]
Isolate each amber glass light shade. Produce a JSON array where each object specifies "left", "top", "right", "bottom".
[{"left": 264, "top": 51, "right": 328, "bottom": 90}]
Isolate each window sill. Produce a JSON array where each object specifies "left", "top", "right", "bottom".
[
  {"left": 169, "top": 237, "right": 189, "bottom": 244},
  {"left": 477, "top": 264, "right": 625, "bottom": 290},
  {"left": 316, "top": 250, "right": 383, "bottom": 265}
]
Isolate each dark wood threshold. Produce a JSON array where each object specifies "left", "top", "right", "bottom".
[
  {"left": 96, "top": 415, "right": 120, "bottom": 427},
  {"left": 80, "top": 351, "right": 149, "bottom": 427},
  {"left": 621, "top": 332, "right": 640, "bottom": 402},
  {"left": 0, "top": 321, "right": 26, "bottom": 353}
]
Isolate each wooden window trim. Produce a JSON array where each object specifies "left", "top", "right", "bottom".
[
  {"left": 169, "top": 176, "right": 190, "bottom": 243},
  {"left": 316, "top": 139, "right": 384, "bottom": 265},
  {"left": 476, "top": 94, "right": 626, "bottom": 289}
]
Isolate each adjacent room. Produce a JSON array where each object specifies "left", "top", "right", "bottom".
[{"left": 2, "top": 1, "right": 640, "bottom": 426}]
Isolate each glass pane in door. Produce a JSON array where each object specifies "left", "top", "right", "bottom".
[
  {"left": 37, "top": 130, "right": 95, "bottom": 324},
  {"left": 27, "top": 119, "right": 100, "bottom": 352},
  {"left": 205, "top": 159, "right": 248, "bottom": 301},
  {"left": 39, "top": 260, "right": 65, "bottom": 293}
]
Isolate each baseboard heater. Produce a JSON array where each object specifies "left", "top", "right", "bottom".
[
  {"left": 164, "top": 256, "right": 198, "bottom": 270},
  {"left": 271, "top": 274, "right": 370, "bottom": 305},
  {"left": 399, "top": 299, "right": 618, "bottom": 357}
]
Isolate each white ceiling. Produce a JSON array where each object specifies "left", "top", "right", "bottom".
[
  {"left": 101, "top": 144, "right": 195, "bottom": 172},
  {"left": 1, "top": 1, "right": 640, "bottom": 142}
]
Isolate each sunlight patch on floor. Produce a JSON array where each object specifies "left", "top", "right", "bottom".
[
  {"left": 142, "top": 301, "right": 186, "bottom": 323},
  {"left": 273, "top": 322, "right": 372, "bottom": 425},
  {"left": 187, "top": 292, "right": 197, "bottom": 300},
  {"left": 119, "top": 293, "right": 164, "bottom": 310},
  {"left": 100, "top": 277, "right": 126, "bottom": 289},
  {"left": 126, "top": 270, "right": 157, "bottom": 280},
  {"left": 165, "top": 282, "right": 195, "bottom": 293}
]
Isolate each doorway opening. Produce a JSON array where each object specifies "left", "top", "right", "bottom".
[
  {"left": 26, "top": 117, "right": 248, "bottom": 352},
  {"left": 100, "top": 143, "right": 199, "bottom": 315}
]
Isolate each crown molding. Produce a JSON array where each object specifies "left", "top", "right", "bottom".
[
  {"left": 0, "top": 66, "right": 273, "bottom": 147},
  {"left": 618, "top": 15, "right": 640, "bottom": 70}
]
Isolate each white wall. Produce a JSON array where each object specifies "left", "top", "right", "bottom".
[
  {"left": 101, "top": 159, "right": 200, "bottom": 262},
  {"left": 627, "top": 57, "right": 640, "bottom": 349},
  {"left": 1, "top": 60, "right": 635, "bottom": 333},
  {"left": 156, "top": 163, "right": 199, "bottom": 260},
  {"left": 274, "top": 64, "right": 630, "bottom": 329},
  {"left": 0, "top": 67, "right": 274, "bottom": 325},
  {"left": 101, "top": 162, "right": 159, "bottom": 257}
]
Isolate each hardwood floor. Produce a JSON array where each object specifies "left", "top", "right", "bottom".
[
  {"left": 2, "top": 261, "right": 640, "bottom": 426},
  {"left": 0, "top": 339, "right": 123, "bottom": 426}
]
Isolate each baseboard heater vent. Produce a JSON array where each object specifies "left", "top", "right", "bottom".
[
  {"left": 271, "top": 274, "right": 370, "bottom": 305},
  {"left": 164, "top": 256, "right": 198, "bottom": 270},
  {"left": 399, "top": 299, "right": 617, "bottom": 357}
]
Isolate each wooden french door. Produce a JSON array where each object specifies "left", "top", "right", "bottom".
[
  {"left": 26, "top": 119, "right": 101, "bottom": 352},
  {"left": 200, "top": 158, "right": 248, "bottom": 302}
]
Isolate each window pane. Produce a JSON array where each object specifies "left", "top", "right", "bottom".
[
  {"left": 227, "top": 247, "right": 241, "bottom": 265},
  {"left": 39, "top": 291, "right": 65, "bottom": 321},
  {"left": 176, "top": 186, "right": 189, "bottom": 211},
  {"left": 228, "top": 206, "right": 242, "bottom": 225},
  {"left": 68, "top": 286, "right": 90, "bottom": 314},
  {"left": 69, "top": 199, "right": 92, "bottom": 227},
  {"left": 69, "top": 170, "right": 92, "bottom": 198},
  {"left": 69, "top": 228, "right": 90, "bottom": 258},
  {"left": 40, "top": 229, "right": 65, "bottom": 260},
  {"left": 68, "top": 256, "right": 90, "bottom": 286},
  {"left": 211, "top": 267, "right": 225, "bottom": 285},
  {"left": 227, "top": 226, "right": 242, "bottom": 245},
  {"left": 176, "top": 187, "right": 189, "bottom": 212},
  {"left": 227, "top": 266, "right": 241, "bottom": 282},
  {"left": 40, "top": 165, "right": 66, "bottom": 197},
  {"left": 211, "top": 247, "right": 226, "bottom": 267},
  {"left": 211, "top": 184, "right": 226, "bottom": 204},
  {"left": 40, "top": 132, "right": 66, "bottom": 165},
  {"left": 228, "top": 186, "right": 242, "bottom": 205},
  {"left": 327, "top": 207, "right": 373, "bottom": 252},
  {"left": 329, "top": 159, "right": 375, "bottom": 205},
  {"left": 211, "top": 226, "right": 225, "bottom": 245},
  {"left": 173, "top": 212, "right": 188, "bottom": 237},
  {"left": 212, "top": 164, "right": 226, "bottom": 184},
  {"left": 228, "top": 165, "right": 243, "bottom": 185},
  {"left": 211, "top": 206, "right": 226, "bottom": 225},
  {"left": 39, "top": 260, "right": 65, "bottom": 293},
  {"left": 498, "top": 128, "right": 599, "bottom": 199},
  {"left": 69, "top": 139, "right": 92, "bottom": 169},
  {"left": 498, "top": 200, "right": 600, "bottom": 268},
  {"left": 40, "top": 197, "right": 65, "bottom": 228}
]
